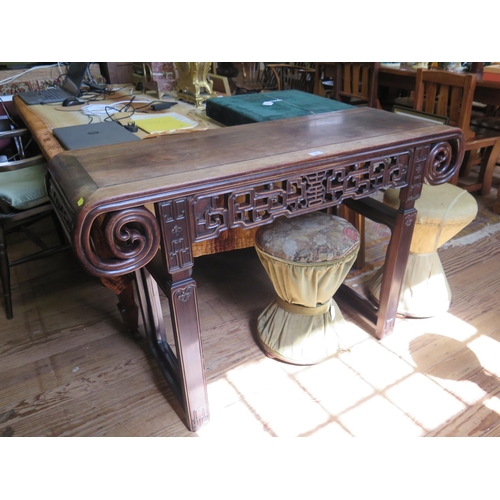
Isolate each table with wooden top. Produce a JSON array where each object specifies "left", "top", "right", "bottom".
[
  {"left": 33, "top": 104, "right": 464, "bottom": 431},
  {"left": 378, "top": 65, "right": 500, "bottom": 107},
  {"left": 13, "top": 89, "right": 223, "bottom": 336}
]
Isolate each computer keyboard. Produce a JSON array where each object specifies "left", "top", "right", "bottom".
[{"left": 36, "top": 88, "right": 67, "bottom": 99}]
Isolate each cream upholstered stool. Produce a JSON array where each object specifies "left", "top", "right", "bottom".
[
  {"left": 369, "top": 183, "right": 478, "bottom": 318},
  {"left": 254, "top": 212, "right": 360, "bottom": 365}
]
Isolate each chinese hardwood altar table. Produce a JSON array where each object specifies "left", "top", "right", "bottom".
[{"left": 47, "top": 107, "right": 464, "bottom": 431}]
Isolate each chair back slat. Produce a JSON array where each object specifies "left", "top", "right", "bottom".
[
  {"left": 435, "top": 84, "right": 449, "bottom": 117},
  {"left": 449, "top": 86, "right": 464, "bottom": 125},
  {"left": 343, "top": 64, "right": 352, "bottom": 95},
  {"left": 423, "top": 82, "right": 437, "bottom": 114},
  {"left": 360, "top": 65, "right": 370, "bottom": 99},
  {"left": 353, "top": 64, "right": 362, "bottom": 96}
]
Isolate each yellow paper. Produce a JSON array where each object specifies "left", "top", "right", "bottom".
[{"left": 135, "top": 116, "right": 194, "bottom": 134}]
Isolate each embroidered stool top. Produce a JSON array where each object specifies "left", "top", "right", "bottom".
[{"left": 255, "top": 212, "right": 360, "bottom": 264}]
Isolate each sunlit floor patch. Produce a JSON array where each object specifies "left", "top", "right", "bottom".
[
  {"left": 338, "top": 394, "right": 424, "bottom": 436},
  {"left": 384, "top": 372, "right": 466, "bottom": 431}
]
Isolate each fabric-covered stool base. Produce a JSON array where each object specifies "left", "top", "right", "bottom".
[
  {"left": 255, "top": 212, "right": 359, "bottom": 365},
  {"left": 256, "top": 298, "right": 348, "bottom": 365},
  {"left": 369, "top": 251, "right": 452, "bottom": 318}
]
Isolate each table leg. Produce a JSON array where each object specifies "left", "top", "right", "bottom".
[
  {"left": 374, "top": 202, "right": 416, "bottom": 339},
  {"left": 338, "top": 205, "right": 365, "bottom": 269},
  {"left": 116, "top": 282, "right": 140, "bottom": 340},
  {"left": 338, "top": 194, "right": 416, "bottom": 339},
  {"left": 135, "top": 266, "right": 210, "bottom": 432}
]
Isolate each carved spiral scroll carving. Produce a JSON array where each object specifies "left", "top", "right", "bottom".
[
  {"left": 82, "top": 207, "right": 160, "bottom": 277},
  {"left": 424, "top": 141, "right": 458, "bottom": 184}
]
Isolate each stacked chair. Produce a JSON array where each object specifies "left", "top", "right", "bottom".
[{"left": 0, "top": 121, "right": 69, "bottom": 319}]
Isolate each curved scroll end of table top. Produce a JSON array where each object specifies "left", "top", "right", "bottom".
[
  {"left": 424, "top": 133, "right": 465, "bottom": 185},
  {"left": 74, "top": 206, "right": 161, "bottom": 278}
]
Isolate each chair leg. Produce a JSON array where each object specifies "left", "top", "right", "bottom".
[
  {"left": 478, "top": 140, "right": 500, "bottom": 196},
  {"left": 460, "top": 149, "right": 478, "bottom": 177},
  {"left": 0, "top": 225, "right": 13, "bottom": 319}
]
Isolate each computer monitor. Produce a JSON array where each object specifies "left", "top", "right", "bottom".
[{"left": 61, "top": 62, "right": 89, "bottom": 96}]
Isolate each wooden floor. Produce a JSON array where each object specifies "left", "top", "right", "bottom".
[{"left": 1, "top": 169, "right": 500, "bottom": 437}]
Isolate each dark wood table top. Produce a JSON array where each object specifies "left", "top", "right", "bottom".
[{"left": 48, "top": 106, "right": 462, "bottom": 223}]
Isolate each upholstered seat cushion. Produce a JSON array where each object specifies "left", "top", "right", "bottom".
[
  {"left": 0, "top": 162, "right": 49, "bottom": 211},
  {"left": 255, "top": 212, "right": 360, "bottom": 264}
]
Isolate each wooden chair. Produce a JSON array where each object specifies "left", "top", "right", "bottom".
[
  {"left": 233, "top": 63, "right": 278, "bottom": 95},
  {"left": 414, "top": 69, "right": 500, "bottom": 195},
  {"left": 332, "top": 62, "right": 381, "bottom": 108},
  {"left": 266, "top": 64, "right": 316, "bottom": 93},
  {"left": 0, "top": 125, "right": 69, "bottom": 319}
]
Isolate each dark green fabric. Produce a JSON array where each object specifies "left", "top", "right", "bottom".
[{"left": 205, "top": 90, "right": 353, "bottom": 126}]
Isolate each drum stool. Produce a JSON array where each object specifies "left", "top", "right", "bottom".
[
  {"left": 254, "top": 212, "right": 360, "bottom": 365},
  {"left": 369, "top": 183, "right": 478, "bottom": 318}
]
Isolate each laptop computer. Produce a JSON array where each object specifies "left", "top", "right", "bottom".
[
  {"left": 17, "top": 63, "right": 89, "bottom": 105},
  {"left": 52, "top": 121, "right": 141, "bottom": 150}
]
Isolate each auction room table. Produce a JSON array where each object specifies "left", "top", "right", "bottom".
[{"left": 45, "top": 106, "right": 463, "bottom": 431}]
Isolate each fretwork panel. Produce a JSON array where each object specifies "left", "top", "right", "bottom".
[{"left": 191, "top": 153, "right": 410, "bottom": 241}]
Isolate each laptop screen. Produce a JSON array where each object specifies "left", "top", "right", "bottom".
[{"left": 61, "top": 62, "right": 89, "bottom": 96}]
